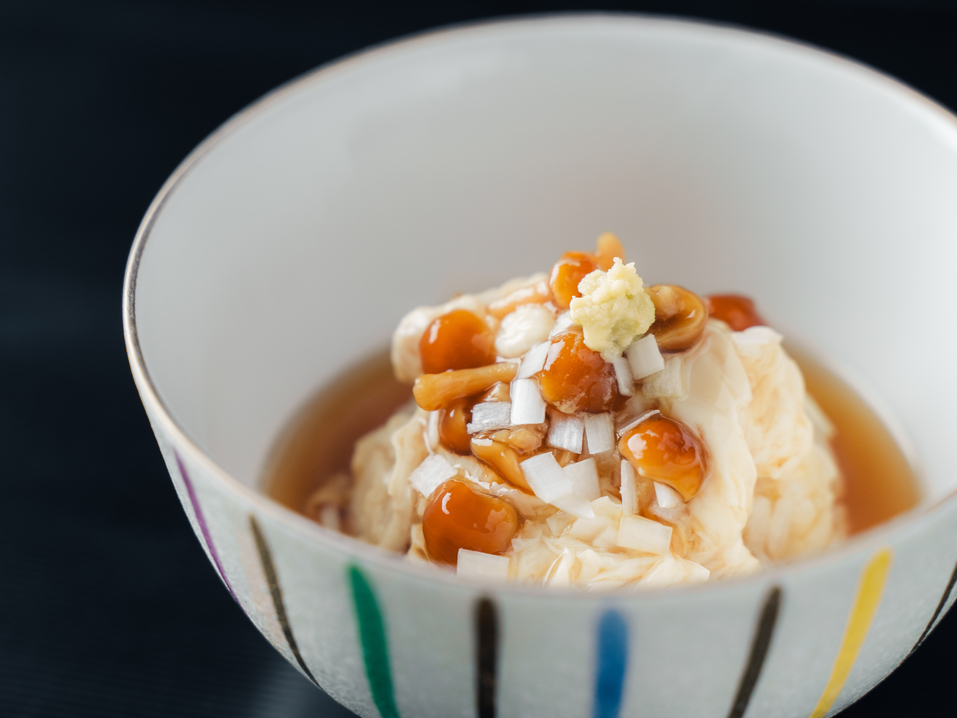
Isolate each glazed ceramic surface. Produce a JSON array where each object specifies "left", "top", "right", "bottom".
[{"left": 124, "top": 15, "right": 957, "bottom": 718}]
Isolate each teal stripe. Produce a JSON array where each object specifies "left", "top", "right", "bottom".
[{"left": 348, "top": 566, "right": 400, "bottom": 718}]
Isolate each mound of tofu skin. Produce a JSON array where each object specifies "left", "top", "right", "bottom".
[{"left": 309, "top": 235, "right": 847, "bottom": 589}]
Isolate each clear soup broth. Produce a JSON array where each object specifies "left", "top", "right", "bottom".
[{"left": 264, "top": 348, "right": 921, "bottom": 538}]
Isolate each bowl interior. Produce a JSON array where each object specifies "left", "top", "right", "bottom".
[{"left": 131, "top": 16, "right": 957, "bottom": 508}]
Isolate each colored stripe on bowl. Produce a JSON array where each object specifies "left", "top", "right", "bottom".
[
  {"left": 809, "top": 547, "right": 893, "bottom": 718},
  {"left": 726, "top": 586, "right": 782, "bottom": 718},
  {"left": 475, "top": 598, "right": 499, "bottom": 718},
  {"left": 248, "top": 515, "right": 320, "bottom": 687},
  {"left": 175, "top": 452, "right": 239, "bottom": 604},
  {"left": 349, "top": 566, "right": 400, "bottom": 718},
  {"left": 593, "top": 610, "right": 628, "bottom": 718}
]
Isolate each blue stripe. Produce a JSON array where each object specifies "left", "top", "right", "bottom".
[{"left": 593, "top": 610, "right": 628, "bottom": 718}]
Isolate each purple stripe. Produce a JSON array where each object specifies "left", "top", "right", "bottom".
[{"left": 176, "top": 451, "right": 240, "bottom": 604}]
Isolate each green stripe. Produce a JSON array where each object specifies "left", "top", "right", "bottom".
[{"left": 348, "top": 565, "right": 400, "bottom": 718}]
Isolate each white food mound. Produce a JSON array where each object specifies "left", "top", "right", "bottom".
[{"left": 340, "top": 279, "right": 847, "bottom": 590}]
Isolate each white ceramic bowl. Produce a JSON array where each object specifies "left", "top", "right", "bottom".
[{"left": 124, "top": 14, "right": 957, "bottom": 718}]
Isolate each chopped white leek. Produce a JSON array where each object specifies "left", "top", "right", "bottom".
[
  {"left": 625, "top": 334, "right": 665, "bottom": 380},
  {"left": 620, "top": 460, "right": 638, "bottom": 516},
  {"left": 515, "top": 341, "right": 550, "bottom": 379},
  {"left": 584, "top": 413, "right": 615, "bottom": 454},
  {"left": 611, "top": 356, "right": 634, "bottom": 396},
  {"left": 552, "top": 492, "right": 596, "bottom": 519},
  {"left": 547, "top": 411, "right": 584, "bottom": 453},
  {"left": 457, "top": 549, "right": 510, "bottom": 580},
  {"left": 617, "top": 515, "right": 673, "bottom": 554},
  {"left": 519, "top": 452, "right": 572, "bottom": 503},
  {"left": 549, "top": 312, "right": 577, "bottom": 338},
  {"left": 408, "top": 454, "right": 457, "bottom": 498},
  {"left": 467, "top": 402, "right": 512, "bottom": 434},
  {"left": 617, "top": 409, "right": 660, "bottom": 438},
  {"left": 509, "top": 379, "right": 547, "bottom": 425},
  {"left": 642, "top": 357, "right": 685, "bottom": 399},
  {"left": 565, "top": 458, "right": 601, "bottom": 501},
  {"left": 654, "top": 482, "right": 683, "bottom": 509}
]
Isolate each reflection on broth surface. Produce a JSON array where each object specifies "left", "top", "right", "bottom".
[{"left": 263, "top": 347, "right": 920, "bottom": 546}]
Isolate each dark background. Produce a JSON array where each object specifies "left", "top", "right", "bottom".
[{"left": 2, "top": 1, "right": 955, "bottom": 716}]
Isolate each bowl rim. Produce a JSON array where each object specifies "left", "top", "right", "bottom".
[{"left": 123, "top": 11, "right": 957, "bottom": 600}]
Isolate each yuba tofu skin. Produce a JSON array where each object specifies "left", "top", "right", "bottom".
[{"left": 316, "top": 237, "right": 848, "bottom": 588}]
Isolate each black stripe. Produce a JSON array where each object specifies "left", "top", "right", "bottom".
[
  {"left": 726, "top": 586, "right": 782, "bottom": 718},
  {"left": 910, "top": 556, "right": 957, "bottom": 654},
  {"left": 475, "top": 598, "right": 499, "bottom": 718},
  {"left": 249, "top": 515, "right": 320, "bottom": 687}
]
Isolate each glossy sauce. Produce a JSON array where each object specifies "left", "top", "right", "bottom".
[
  {"left": 469, "top": 436, "right": 532, "bottom": 492},
  {"left": 264, "top": 347, "right": 921, "bottom": 540},
  {"left": 421, "top": 479, "right": 519, "bottom": 565},
  {"left": 549, "top": 252, "right": 599, "bottom": 309},
  {"left": 419, "top": 309, "right": 496, "bottom": 374},
  {"left": 707, "top": 294, "right": 767, "bottom": 331},
  {"left": 647, "top": 285, "right": 708, "bottom": 351},
  {"left": 536, "top": 329, "right": 622, "bottom": 414},
  {"left": 619, "top": 414, "right": 707, "bottom": 500},
  {"left": 438, "top": 397, "right": 475, "bottom": 454}
]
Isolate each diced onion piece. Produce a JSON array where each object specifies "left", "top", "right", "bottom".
[
  {"left": 547, "top": 411, "right": 584, "bottom": 453},
  {"left": 654, "top": 482, "right": 683, "bottom": 509},
  {"left": 546, "top": 511, "right": 575, "bottom": 536},
  {"left": 625, "top": 334, "right": 665, "bottom": 380},
  {"left": 515, "top": 341, "right": 550, "bottom": 379},
  {"left": 565, "top": 458, "right": 601, "bottom": 501},
  {"left": 408, "top": 454, "right": 457, "bottom": 498},
  {"left": 457, "top": 549, "right": 510, "bottom": 580},
  {"left": 552, "top": 492, "right": 596, "bottom": 519},
  {"left": 642, "top": 357, "right": 684, "bottom": 399},
  {"left": 593, "top": 526, "right": 619, "bottom": 550},
  {"left": 467, "top": 402, "right": 513, "bottom": 434},
  {"left": 319, "top": 505, "right": 340, "bottom": 531},
  {"left": 584, "top": 413, "right": 615, "bottom": 454},
  {"left": 617, "top": 515, "right": 673, "bottom": 554},
  {"left": 617, "top": 409, "right": 660, "bottom": 438},
  {"left": 549, "top": 312, "right": 577, "bottom": 338},
  {"left": 611, "top": 356, "right": 634, "bottom": 397},
  {"left": 510, "top": 379, "right": 547, "bottom": 425},
  {"left": 519, "top": 452, "right": 572, "bottom": 503},
  {"left": 620, "top": 460, "right": 638, "bottom": 516}
]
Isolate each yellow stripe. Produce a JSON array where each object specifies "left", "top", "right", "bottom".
[{"left": 809, "top": 548, "right": 893, "bottom": 718}]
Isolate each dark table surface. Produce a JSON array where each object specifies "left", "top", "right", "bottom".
[{"left": 2, "top": 1, "right": 955, "bottom": 716}]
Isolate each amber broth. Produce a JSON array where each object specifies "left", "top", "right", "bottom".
[{"left": 263, "top": 349, "right": 922, "bottom": 537}]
